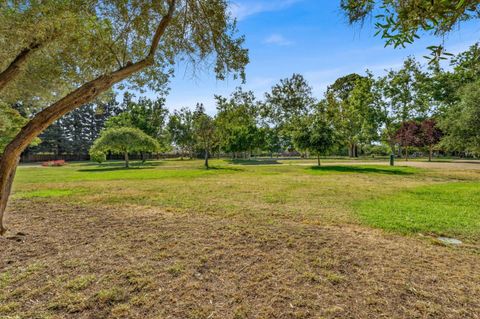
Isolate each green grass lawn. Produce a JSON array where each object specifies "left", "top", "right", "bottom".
[
  {"left": 4, "top": 158, "right": 480, "bottom": 318},
  {"left": 356, "top": 182, "right": 480, "bottom": 241},
  {"left": 12, "top": 158, "right": 480, "bottom": 240}
]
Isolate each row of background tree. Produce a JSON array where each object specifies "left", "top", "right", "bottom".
[{"left": 14, "top": 42, "right": 480, "bottom": 162}]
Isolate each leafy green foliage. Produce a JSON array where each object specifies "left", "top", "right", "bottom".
[
  {"left": 440, "top": 81, "right": 480, "bottom": 155},
  {"left": 341, "top": 0, "right": 480, "bottom": 63},
  {"left": 215, "top": 88, "right": 260, "bottom": 156},
  {"left": 0, "top": 1, "right": 109, "bottom": 106},
  {"left": 28, "top": 96, "right": 122, "bottom": 156},
  {"left": 372, "top": 57, "right": 431, "bottom": 153},
  {"left": 0, "top": 102, "right": 39, "bottom": 153},
  {"left": 292, "top": 106, "right": 336, "bottom": 165},
  {"left": 263, "top": 74, "right": 315, "bottom": 144},
  {"left": 326, "top": 73, "right": 382, "bottom": 156},
  {"left": 89, "top": 127, "right": 160, "bottom": 166},
  {"left": 89, "top": 150, "right": 107, "bottom": 164},
  {"left": 168, "top": 107, "right": 195, "bottom": 157},
  {"left": 1, "top": 0, "right": 248, "bottom": 114},
  {"left": 106, "top": 93, "right": 170, "bottom": 151}
]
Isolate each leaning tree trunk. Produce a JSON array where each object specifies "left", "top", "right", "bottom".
[
  {"left": 0, "top": 0, "right": 176, "bottom": 235},
  {"left": 0, "top": 156, "right": 20, "bottom": 235}
]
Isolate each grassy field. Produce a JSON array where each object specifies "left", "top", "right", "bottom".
[{"left": 1, "top": 158, "right": 480, "bottom": 318}]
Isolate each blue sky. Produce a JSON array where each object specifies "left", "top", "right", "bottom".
[{"left": 160, "top": 0, "right": 479, "bottom": 114}]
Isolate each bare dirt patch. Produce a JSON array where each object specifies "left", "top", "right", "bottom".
[{"left": 1, "top": 200, "right": 480, "bottom": 319}]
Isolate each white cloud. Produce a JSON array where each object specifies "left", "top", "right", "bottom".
[
  {"left": 229, "top": 0, "right": 301, "bottom": 21},
  {"left": 264, "top": 34, "right": 294, "bottom": 46}
]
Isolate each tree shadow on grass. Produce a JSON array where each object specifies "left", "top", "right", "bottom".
[
  {"left": 78, "top": 161, "right": 166, "bottom": 171},
  {"left": 77, "top": 166, "right": 156, "bottom": 172},
  {"left": 81, "top": 160, "right": 166, "bottom": 167},
  {"left": 205, "top": 166, "right": 244, "bottom": 172},
  {"left": 309, "top": 165, "right": 415, "bottom": 175},
  {"left": 226, "top": 159, "right": 281, "bottom": 165}
]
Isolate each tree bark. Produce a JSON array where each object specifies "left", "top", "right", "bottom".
[
  {"left": 204, "top": 149, "right": 209, "bottom": 169},
  {"left": 0, "top": 0, "right": 176, "bottom": 235},
  {"left": 317, "top": 154, "right": 321, "bottom": 166},
  {"left": 124, "top": 152, "right": 129, "bottom": 168},
  {"left": 405, "top": 146, "right": 409, "bottom": 161},
  {"left": 0, "top": 41, "right": 44, "bottom": 92},
  {"left": 428, "top": 145, "right": 432, "bottom": 162},
  {"left": 0, "top": 157, "right": 19, "bottom": 235}
]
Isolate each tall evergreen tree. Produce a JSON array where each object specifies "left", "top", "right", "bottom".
[{"left": 29, "top": 96, "right": 122, "bottom": 157}]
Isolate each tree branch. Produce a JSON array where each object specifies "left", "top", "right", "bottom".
[
  {"left": 0, "top": 41, "right": 43, "bottom": 92},
  {"left": 148, "top": 0, "right": 176, "bottom": 58}
]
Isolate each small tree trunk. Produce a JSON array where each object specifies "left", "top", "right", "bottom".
[
  {"left": 317, "top": 154, "right": 321, "bottom": 166},
  {"left": 389, "top": 142, "right": 396, "bottom": 156},
  {"left": 204, "top": 149, "right": 209, "bottom": 169},
  {"left": 124, "top": 152, "right": 129, "bottom": 168},
  {"left": 428, "top": 145, "right": 432, "bottom": 162},
  {"left": 405, "top": 146, "right": 409, "bottom": 161}
]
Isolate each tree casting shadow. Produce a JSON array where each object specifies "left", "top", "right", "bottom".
[
  {"left": 204, "top": 166, "right": 244, "bottom": 172},
  {"left": 227, "top": 159, "right": 281, "bottom": 165},
  {"left": 78, "top": 166, "right": 155, "bottom": 172},
  {"left": 310, "top": 165, "right": 414, "bottom": 175}
]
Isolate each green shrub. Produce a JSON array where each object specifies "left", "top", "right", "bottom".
[{"left": 90, "top": 150, "right": 106, "bottom": 163}]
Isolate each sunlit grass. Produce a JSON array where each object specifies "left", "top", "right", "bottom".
[
  {"left": 355, "top": 182, "right": 480, "bottom": 241},
  {"left": 13, "top": 158, "right": 480, "bottom": 239}
]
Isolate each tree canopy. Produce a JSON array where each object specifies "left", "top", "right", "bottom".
[
  {"left": 293, "top": 109, "right": 336, "bottom": 166},
  {"left": 1, "top": 0, "right": 249, "bottom": 106},
  {"left": 440, "top": 80, "right": 480, "bottom": 155},
  {"left": 326, "top": 73, "right": 381, "bottom": 157},
  {"left": 168, "top": 107, "right": 195, "bottom": 159},
  {"left": 89, "top": 127, "right": 160, "bottom": 167},
  {"left": 341, "top": 0, "right": 480, "bottom": 62},
  {"left": 215, "top": 88, "right": 260, "bottom": 157}
]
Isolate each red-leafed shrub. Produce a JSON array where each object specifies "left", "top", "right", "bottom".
[{"left": 41, "top": 160, "right": 66, "bottom": 167}]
